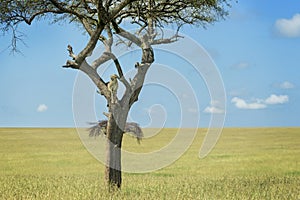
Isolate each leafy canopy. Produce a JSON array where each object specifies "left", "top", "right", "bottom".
[{"left": 1, "top": 0, "right": 232, "bottom": 51}]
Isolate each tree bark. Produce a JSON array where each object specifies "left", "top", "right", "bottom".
[
  {"left": 104, "top": 34, "right": 154, "bottom": 189},
  {"left": 105, "top": 105, "right": 128, "bottom": 189}
]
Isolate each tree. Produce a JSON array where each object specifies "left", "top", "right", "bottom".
[{"left": 1, "top": 0, "right": 232, "bottom": 189}]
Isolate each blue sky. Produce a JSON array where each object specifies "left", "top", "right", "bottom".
[{"left": 1, "top": 0, "right": 299, "bottom": 128}]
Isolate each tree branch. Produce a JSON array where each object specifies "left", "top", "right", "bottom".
[
  {"left": 76, "top": 23, "right": 104, "bottom": 66},
  {"left": 80, "top": 17, "right": 98, "bottom": 36},
  {"left": 82, "top": 0, "right": 97, "bottom": 14},
  {"left": 104, "top": 52, "right": 131, "bottom": 90},
  {"left": 111, "top": 20, "right": 142, "bottom": 47},
  {"left": 81, "top": 61, "right": 110, "bottom": 100},
  {"left": 91, "top": 52, "right": 111, "bottom": 69},
  {"left": 62, "top": 44, "right": 109, "bottom": 99},
  {"left": 109, "top": 0, "right": 136, "bottom": 19},
  {"left": 49, "top": 0, "right": 86, "bottom": 20},
  {"left": 91, "top": 25, "right": 114, "bottom": 69},
  {"left": 151, "top": 34, "right": 184, "bottom": 45},
  {"left": 127, "top": 64, "right": 150, "bottom": 107},
  {"left": 62, "top": 44, "right": 110, "bottom": 99},
  {"left": 22, "top": 9, "right": 64, "bottom": 25},
  {"left": 105, "top": 25, "right": 113, "bottom": 50}
]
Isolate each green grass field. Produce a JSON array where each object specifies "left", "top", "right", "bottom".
[{"left": 0, "top": 128, "right": 299, "bottom": 199}]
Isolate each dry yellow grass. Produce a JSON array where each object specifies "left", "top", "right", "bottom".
[{"left": 0, "top": 128, "right": 299, "bottom": 199}]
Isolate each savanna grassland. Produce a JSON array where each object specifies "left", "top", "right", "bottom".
[{"left": 0, "top": 128, "right": 299, "bottom": 199}]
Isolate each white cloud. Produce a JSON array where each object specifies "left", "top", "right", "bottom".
[
  {"left": 231, "top": 97, "right": 266, "bottom": 110},
  {"left": 203, "top": 100, "right": 225, "bottom": 114},
  {"left": 204, "top": 106, "right": 224, "bottom": 114},
  {"left": 231, "top": 94, "right": 289, "bottom": 110},
  {"left": 275, "top": 14, "right": 300, "bottom": 38},
  {"left": 265, "top": 94, "right": 289, "bottom": 105},
  {"left": 279, "top": 81, "right": 294, "bottom": 89},
  {"left": 37, "top": 104, "right": 48, "bottom": 112}
]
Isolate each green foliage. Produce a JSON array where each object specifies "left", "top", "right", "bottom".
[
  {"left": 0, "top": 128, "right": 299, "bottom": 199},
  {"left": 0, "top": 0, "right": 233, "bottom": 52},
  {"left": 121, "top": 0, "right": 232, "bottom": 27}
]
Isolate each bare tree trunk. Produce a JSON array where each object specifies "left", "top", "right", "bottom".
[
  {"left": 105, "top": 106, "right": 127, "bottom": 189},
  {"left": 104, "top": 40, "right": 154, "bottom": 189}
]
